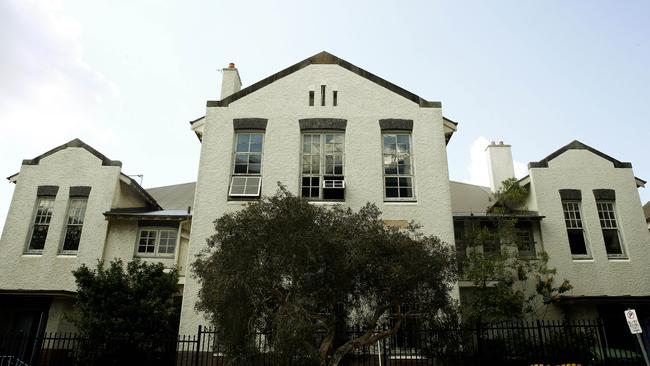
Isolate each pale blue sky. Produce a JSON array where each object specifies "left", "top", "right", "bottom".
[{"left": 1, "top": 0, "right": 649, "bottom": 229}]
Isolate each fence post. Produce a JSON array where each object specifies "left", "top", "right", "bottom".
[
  {"left": 536, "top": 319, "right": 546, "bottom": 360},
  {"left": 195, "top": 325, "right": 202, "bottom": 366}
]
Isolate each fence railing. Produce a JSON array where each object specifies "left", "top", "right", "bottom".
[{"left": 1, "top": 319, "right": 648, "bottom": 365}]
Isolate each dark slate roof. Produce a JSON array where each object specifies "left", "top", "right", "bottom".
[
  {"left": 529, "top": 140, "right": 632, "bottom": 169},
  {"left": 449, "top": 181, "right": 492, "bottom": 214},
  {"left": 146, "top": 182, "right": 196, "bottom": 211},
  {"left": 644, "top": 202, "right": 650, "bottom": 222},
  {"left": 206, "top": 51, "right": 441, "bottom": 108}
]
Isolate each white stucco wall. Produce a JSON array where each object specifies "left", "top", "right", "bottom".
[
  {"left": 178, "top": 64, "right": 456, "bottom": 334},
  {"left": 103, "top": 220, "right": 190, "bottom": 279},
  {"left": 0, "top": 148, "right": 121, "bottom": 293},
  {"left": 529, "top": 149, "right": 650, "bottom": 297}
]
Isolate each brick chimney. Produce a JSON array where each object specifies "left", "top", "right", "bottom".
[
  {"left": 486, "top": 141, "right": 515, "bottom": 192},
  {"left": 220, "top": 62, "right": 242, "bottom": 100}
]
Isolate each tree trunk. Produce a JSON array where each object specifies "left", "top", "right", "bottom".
[{"left": 327, "top": 342, "right": 354, "bottom": 366}]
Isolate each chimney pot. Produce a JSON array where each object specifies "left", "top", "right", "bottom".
[
  {"left": 499, "top": 141, "right": 504, "bottom": 145},
  {"left": 220, "top": 62, "right": 242, "bottom": 99}
]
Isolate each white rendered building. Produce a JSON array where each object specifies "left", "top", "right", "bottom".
[{"left": 1, "top": 52, "right": 648, "bottom": 339}]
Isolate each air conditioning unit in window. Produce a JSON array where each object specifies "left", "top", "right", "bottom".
[
  {"left": 229, "top": 176, "right": 262, "bottom": 197},
  {"left": 322, "top": 180, "right": 345, "bottom": 189}
]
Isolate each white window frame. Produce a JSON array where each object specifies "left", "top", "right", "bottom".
[
  {"left": 382, "top": 133, "right": 415, "bottom": 201},
  {"left": 562, "top": 201, "right": 591, "bottom": 259},
  {"left": 596, "top": 201, "right": 626, "bottom": 258},
  {"left": 26, "top": 197, "right": 56, "bottom": 253},
  {"left": 135, "top": 228, "right": 178, "bottom": 258},
  {"left": 229, "top": 132, "right": 264, "bottom": 198},
  {"left": 300, "top": 132, "right": 345, "bottom": 200},
  {"left": 60, "top": 198, "right": 88, "bottom": 254}
]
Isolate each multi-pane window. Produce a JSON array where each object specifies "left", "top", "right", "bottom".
[
  {"left": 137, "top": 228, "right": 177, "bottom": 257},
  {"left": 301, "top": 133, "right": 344, "bottom": 200},
  {"left": 382, "top": 134, "right": 414, "bottom": 200},
  {"left": 516, "top": 222, "right": 536, "bottom": 257},
  {"left": 27, "top": 197, "right": 55, "bottom": 252},
  {"left": 596, "top": 202, "right": 624, "bottom": 257},
  {"left": 229, "top": 132, "right": 264, "bottom": 197},
  {"left": 61, "top": 198, "right": 87, "bottom": 252},
  {"left": 480, "top": 221, "right": 500, "bottom": 255},
  {"left": 562, "top": 201, "right": 589, "bottom": 257}
]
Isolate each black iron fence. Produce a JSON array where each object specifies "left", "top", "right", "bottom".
[{"left": 1, "top": 319, "right": 648, "bottom": 366}]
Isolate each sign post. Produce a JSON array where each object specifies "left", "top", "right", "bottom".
[{"left": 625, "top": 309, "right": 650, "bottom": 366}]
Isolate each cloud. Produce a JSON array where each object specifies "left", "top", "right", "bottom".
[
  {"left": 465, "top": 136, "right": 528, "bottom": 187},
  {"left": 0, "top": 0, "right": 120, "bottom": 230},
  {"left": 466, "top": 136, "right": 491, "bottom": 187},
  {"left": 0, "top": 0, "right": 120, "bottom": 148}
]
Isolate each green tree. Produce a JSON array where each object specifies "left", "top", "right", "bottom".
[
  {"left": 70, "top": 258, "right": 180, "bottom": 365},
  {"left": 193, "top": 185, "right": 458, "bottom": 366},
  {"left": 460, "top": 178, "right": 572, "bottom": 323}
]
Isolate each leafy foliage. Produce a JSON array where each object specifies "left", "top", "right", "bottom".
[
  {"left": 193, "top": 185, "right": 458, "bottom": 366},
  {"left": 70, "top": 259, "right": 180, "bottom": 365},
  {"left": 460, "top": 178, "right": 572, "bottom": 323}
]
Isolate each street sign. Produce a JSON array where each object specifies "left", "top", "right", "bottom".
[{"left": 625, "top": 309, "right": 643, "bottom": 334}]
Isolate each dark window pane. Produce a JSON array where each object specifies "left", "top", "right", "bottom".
[
  {"left": 311, "top": 188, "right": 319, "bottom": 197},
  {"left": 29, "top": 225, "right": 49, "bottom": 250},
  {"left": 236, "top": 143, "right": 249, "bottom": 153},
  {"left": 385, "top": 177, "right": 398, "bottom": 187},
  {"left": 248, "top": 164, "right": 261, "bottom": 174},
  {"left": 63, "top": 226, "right": 82, "bottom": 251},
  {"left": 250, "top": 134, "right": 263, "bottom": 144},
  {"left": 323, "top": 188, "right": 344, "bottom": 200},
  {"left": 399, "top": 177, "right": 412, "bottom": 187},
  {"left": 383, "top": 135, "right": 396, "bottom": 146},
  {"left": 603, "top": 230, "right": 622, "bottom": 255},
  {"left": 384, "top": 165, "right": 397, "bottom": 175},
  {"left": 301, "top": 188, "right": 310, "bottom": 197},
  {"left": 234, "top": 164, "right": 247, "bottom": 174},
  {"left": 302, "top": 177, "right": 310, "bottom": 186},
  {"left": 249, "top": 155, "right": 261, "bottom": 164},
  {"left": 567, "top": 229, "right": 587, "bottom": 255},
  {"left": 311, "top": 177, "right": 320, "bottom": 186},
  {"left": 386, "top": 188, "right": 398, "bottom": 198},
  {"left": 399, "top": 188, "right": 413, "bottom": 198},
  {"left": 237, "top": 134, "right": 249, "bottom": 144},
  {"left": 235, "top": 154, "right": 247, "bottom": 163},
  {"left": 396, "top": 135, "right": 410, "bottom": 144},
  {"left": 334, "top": 166, "right": 343, "bottom": 175},
  {"left": 249, "top": 143, "right": 262, "bottom": 153}
]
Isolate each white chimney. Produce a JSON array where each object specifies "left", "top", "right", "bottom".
[
  {"left": 486, "top": 141, "right": 515, "bottom": 192},
  {"left": 220, "top": 62, "right": 242, "bottom": 100}
]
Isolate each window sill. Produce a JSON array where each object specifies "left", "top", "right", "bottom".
[
  {"left": 22, "top": 252, "right": 43, "bottom": 256},
  {"left": 57, "top": 253, "right": 78, "bottom": 257},
  {"left": 309, "top": 200, "right": 345, "bottom": 205},
  {"left": 227, "top": 197, "right": 260, "bottom": 202},
  {"left": 571, "top": 256, "right": 594, "bottom": 262},
  {"left": 607, "top": 256, "right": 629, "bottom": 261},
  {"left": 384, "top": 200, "right": 418, "bottom": 204},
  {"left": 135, "top": 255, "right": 175, "bottom": 260}
]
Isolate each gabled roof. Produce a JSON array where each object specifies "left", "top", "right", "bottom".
[
  {"left": 529, "top": 140, "right": 632, "bottom": 169},
  {"left": 147, "top": 181, "right": 196, "bottom": 211},
  {"left": 206, "top": 51, "right": 442, "bottom": 108},
  {"left": 6, "top": 138, "right": 163, "bottom": 210},
  {"left": 21, "top": 138, "right": 122, "bottom": 167},
  {"left": 526, "top": 140, "right": 646, "bottom": 187}
]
